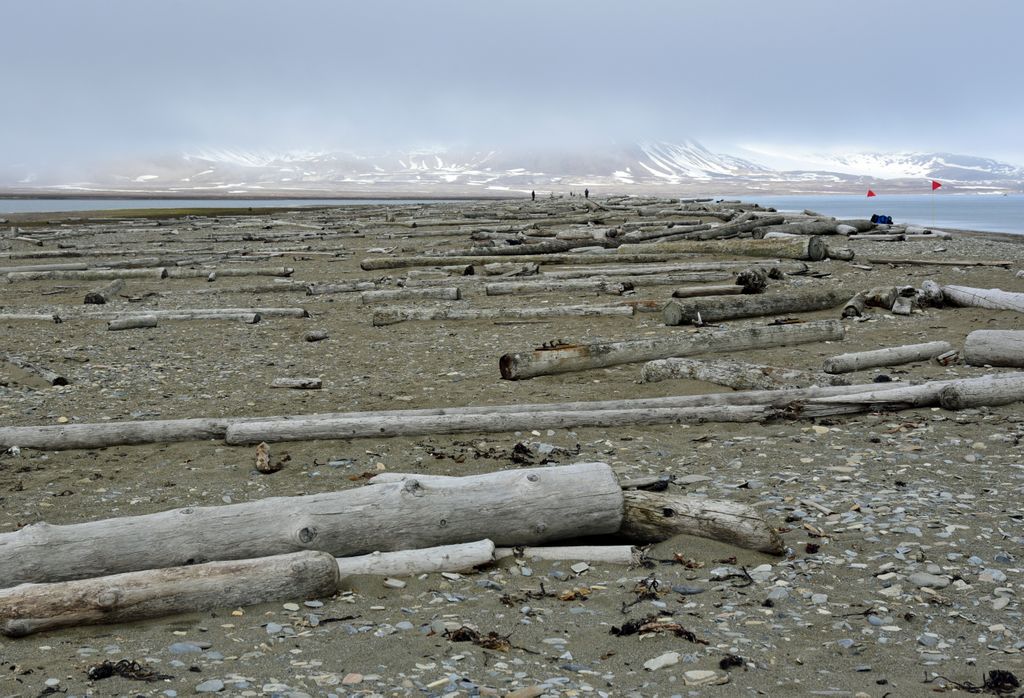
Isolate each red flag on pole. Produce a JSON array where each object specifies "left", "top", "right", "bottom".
[
  {"left": 866, "top": 189, "right": 876, "bottom": 197},
  {"left": 931, "top": 180, "right": 942, "bottom": 190}
]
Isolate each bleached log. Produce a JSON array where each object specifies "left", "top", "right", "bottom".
[
  {"left": 964, "top": 330, "right": 1024, "bottom": 368},
  {"left": 0, "top": 462, "right": 624, "bottom": 586},
  {"left": 670, "top": 284, "right": 743, "bottom": 299},
  {"left": 493, "top": 545, "right": 639, "bottom": 565},
  {"left": 83, "top": 279, "right": 124, "bottom": 305},
  {"left": 755, "top": 219, "right": 872, "bottom": 236},
  {"left": 620, "top": 490, "right": 784, "bottom": 554},
  {"left": 336, "top": 540, "right": 496, "bottom": 576},
  {"left": 107, "top": 315, "right": 158, "bottom": 331},
  {"left": 806, "top": 373, "right": 1024, "bottom": 411},
  {"left": 479, "top": 262, "right": 539, "bottom": 276},
  {"left": 941, "top": 285, "right": 1024, "bottom": 313},
  {"left": 866, "top": 257, "right": 1012, "bottom": 268},
  {"left": 678, "top": 214, "right": 785, "bottom": 241},
  {"left": 373, "top": 304, "right": 634, "bottom": 326},
  {"left": 485, "top": 279, "right": 633, "bottom": 296},
  {"left": 361, "top": 287, "right": 461, "bottom": 304},
  {"left": 0, "top": 262, "right": 88, "bottom": 274},
  {"left": 541, "top": 263, "right": 746, "bottom": 278},
  {"left": 100, "top": 307, "right": 307, "bottom": 320},
  {"left": 406, "top": 264, "right": 474, "bottom": 277},
  {"left": 0, "top": 551, "right": 339, "bottom": 638},
  {"left": 306, "top": 281, "right": 378, "bottom": 295},
  {"left": 0, "top": 313, "right": 63, "bottom": 323},
  {"left": 619, "top": 224, "right": 710, "bottom": 243},
  {"left": 441, "top": 239, "right": 592, "bottom": 257},
  {"left": 640, "top": 357, "right": 849, "bottom": 390},
  {"left": 1, "top": 354, "right": 69, "bottom": 386},
  {"left": 182, "top": 282, "right": 308, "bottom": 296},
  {"left": 7, "top": 268, "right": 167, "bottom": 281},
  {"left": 847, "top": 233, "right": 906, "bottom": 242},
  {"left": 938, "top": 372, "right": 1024, "bottom": 410},
  {"left": 822, "top": 341, "right": 954, "bottom": 374},
  {"left": 663, "top": 288, "right": 850, "bottom": 325},
  {"left": 500, "top": 319, "right": 845, "bottom": 379},
  {"left": 165, "top": 266, "right": 294, "bottom": 278},
  {"left": 270, "top": 377, "right": 322, "bottom": 389},
  {"left": 110, "top": 310, "right": 260, "bottom": 323},
  {"left": 617, "top": 235, "right": 830, "bottom": 261}
]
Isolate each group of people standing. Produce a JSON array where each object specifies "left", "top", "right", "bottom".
[{"left": 531, "top": 188, "right": 588, "bottom": 201}]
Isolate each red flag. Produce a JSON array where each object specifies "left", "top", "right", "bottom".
[
  {"left": 931, "top": 180, "right": 942, "bottom": 190},
  {"left": 866, "top": 189, "right": 876, "bottom": 197}
]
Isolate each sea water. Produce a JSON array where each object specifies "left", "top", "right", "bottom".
[{"left": 739, "top": 194, "right": 1024, "bottom": 235}]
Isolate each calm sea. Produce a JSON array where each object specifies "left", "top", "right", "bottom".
[
  {"left": 0, "top": 198, "right": 468, "bottom": 214},
  {"left": 740, "top": 194, "right": 1024, "bottom": 236}
]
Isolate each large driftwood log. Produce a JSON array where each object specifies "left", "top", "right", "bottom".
[
  {"left": 663, "top": 288, "right": 849, "bottom": 326},
  {"left": 0, "top": 262, "right": 89, "bottom": 274},
  {"left": 867, "top": 257, "right": 1013, "bottom": 268},
  {"left": 360, "top": 287, "right": 461, "bottom": 304},
  {"left": 670, "top": 284, "right": 743, "bottom": 299},
  {"left": 0, "top": 551, "right": 339, "bottom": 638},
  {"left": 964, "top": 330, "right": 1024, "bottom": 368},
  {"left": 107, "top": 315, "right": 158, "bottom": 331},
  {"left": 640, "top": 357, "right": 849, "bottom": 390},
  {"left": 807, "top": 373, "right": 1024, "bottom": 410},
  {"left": 941, "top": 285, "right": 1024, "bottom": 313},
  {"left": 493, "top": 545, "right": 639, "bottom": 565},
  {"left": 485, "top": 279, "right": 633, "bottom": 296},
  {"left": 83, "top": 279, "right": 124, "bottom": 305},
  {"left": 620, "top": 490, "right": 783, "bottom": 554},
  {"left": 617, "top": 235, "right": 830, "bottom": 261},
  {"left": 937, "top": 373, "right": 1024, "bottom": 410},
  {"left": 619, "top": 224, "right": 710, "bottom": 243},
  {"left": 678, "top": 214, "right": 785, "bottom": 241},
  {"left": 0, "top": 463, "right": 624, "bottom": 585},
  {"left": 500, "top": 319, "right": 845, "bottom": 379},
  {"left": 336, "top": 540, "right": 496, "bottom": 576},
  {"left": 111, "top": 310, "right": 260, "bottom": 324},
  {"left": 1, "top": 354, "right": 69, "bottom": 386},
  {"left": 822, "top": 341, "right": 954, "bottom": 374},
  {"left": 165, "top": 266, "right": 294, "bottom": 278},
  {"left": 0, "top": 313, "right": 63, "bottom": 323},
  {"left": 305, "top": 281, "right": 378, "bottom": 295},
  {"left": 7, "top": 268, "right": 167, "bottom": 281},
  {"left": 372, "top": 304, "right": 634, "bottom": 326},
  {"left": 361, "top": 253, "right": 678, "bottom": 271}
]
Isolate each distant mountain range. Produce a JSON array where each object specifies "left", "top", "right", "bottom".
[{"left": 4, "top": 141, "right": 1022, "bottom": 196}]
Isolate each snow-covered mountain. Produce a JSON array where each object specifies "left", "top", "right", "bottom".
[{"left": 4, "top": 141, "right": 1022, "bottom": 195}]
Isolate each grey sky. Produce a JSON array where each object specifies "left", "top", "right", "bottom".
[{"left": 3, "top": 0, "right": 1023, "bottom": 167}]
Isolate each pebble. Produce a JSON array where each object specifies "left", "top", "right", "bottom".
[
  {"left": 909, "top": 572, "right": 951, "bottom": 589},
  {"left": 195, "top": 679, "right": 225, "bottom": 693},
  {"left": 643, "top": 651, "right": 681, "bottom": 671}
]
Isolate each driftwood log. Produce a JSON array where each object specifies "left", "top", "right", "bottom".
[
  {"left": 6, "top": 268, "right": 167, "bottom": 281},
  {"left": 83, "top": 278, "right": 124, "bottom": 305},
  {"left": 107, "top": 315, "right": 158, "bottom": 331},
  {"left": 493, "top": 545, "right": 639, "bottom": 565},
  {"left": 372, "top": 304, "right": 634, "bottom": 326},
  {"left": 942, "top": 285, "right": 1024, "bottom": 313},
  {"left": 1, "top": 354, "right": 69, "bottom": 386},
  {"left": 617, "top": 235, "right": 830, "bottom": 261},
  {"left": 964, "top": 330, "right": 1024, "bottom": 368},
  {"left": 484, "top": 279, "right": 633, "bottom": 296},
  {"left": 335, "top": 540, "right": 496, "bottom": 576},
  {"left": 269, "top": 377, "right": 322, "bottom": 389},
  {"left": 500, "top": 319, "right": 845, "bottom": 379},
  {"left": 0, "top": 551, "right": 339, "bottom": 638},
  {"left": 305, "top": 281, "right": 378, "bottom": 295},
  {"left": 640, "top": 357, "right": 849, "bottom": 390},
  {"left": 360, "top": 287, "right": 461, "bottom": 304},
  {"left": 937, "top": 372, "right": 1024, "bottom": 410},
  {"left": 0, "top": 462, "right": 624, "bottom": 585},
  {"left": 663, "top": 288, "right": 850, "bottom": 325},
  {"left": 822, "top": 341, "right": 954, "bottom": 374}
]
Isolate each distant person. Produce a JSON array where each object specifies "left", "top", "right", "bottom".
[
  {"left": 584, "top": 188, "right": 589, "bottom": 199},
  {"left": 531, "top": 190, "right": 535, "bottom": 201}
]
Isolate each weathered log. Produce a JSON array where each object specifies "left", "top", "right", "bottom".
[
  {"left": 0, "top": 462, "right": 624, "bottom": 585},
  {"left": 663, "top": 288, "right": 850, "bottom": 325},
  {"left": 680, "top": 214, "right": 785, "bottom": 240},
  {"left": 847, "top": 233, "right": 906, "bottom": 242},
  {"left": 0, "top": 262, "right": 89, "bottom": 274},
  {"left": 964, "top": 330, "right": 1024, "bottom": 368},
  {"left": 372, "top": 304, "right": 634, "bottom": 326},
  {"left": 493, "top": 545, "right": 639, "bottom": 565},
  {"left": 479, "top": 262, "right": 539, "bottom": 276},
  {"left": 0, "top": 551, "right": 340, "bottom": 638},
  {"left": 336, "top": 540, "right": 496, "bottom": 576},
  {"left": 640, "top": 357, "right": 849, "bottom": 390},
  {"left": 937, "top": 372, "right": 1024, "bottom": 410},
  {"left": 361, "top": 287, "right": 461, "bottom": 304},
  {"left": 441, "top": 239, "right": 593, "bottom": 257},
  {"left": 1, "top": 354, "right": 69, "bottom": 386},
  {"left": 867, "top": 257, "right": 1012, "bottom": 268},
  {"left": 670, "top": 284, "right": 743, "bottom": 299},
  {"left": 107, "top": 315, "right": 158, "bottom": 331},
  {"left": 620, "top": 490, "right": 784, "bottom": 555},
  {"left": 101, "top": 307, "right": 307, "bottom": 320},
  {"left": 305, "top": 281, "right": 378, "bottom": 295},
  {"left": 485, "top": 279, "right": 633, "bottom": 296},
  {"left": 500, "top": 319, "right": 845, "bottom": 379},
  {"left": 6, "top": 268, "right": 167, "bottom": 281},
  {"left": 110, "top": 310, "right": 261, "bottom": 323},
  {"left": 270, "top": 377, "right": 323, "bottom": 389},
  {"left": 941, "top": 285, "right": 1024, "bottom": 313},
  {"left": 0, "top": 313, "right": 63, "bottom": 323},
  {"left": 619, "top": 224, "right": 710, "bottom": 243},
  {"left": 822, "top": 341, "right": 954, "bottom": 374},
  {"left": 807, "top": 373, "right": 1024, "bottom": 410},
  {"left": 541, "top": 263, "right": 745, "bottom": 278},
  {"left": 83, "top": 279, "right": 124, "bottom": 305},
  {"left": 617, "top": 235, "right": 829, "bottom": 261},
  {"left": 165, "top": 266, "right": 294, "bottom": 278}
]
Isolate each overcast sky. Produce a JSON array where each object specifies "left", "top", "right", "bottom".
[{"left": 3, "top": 0, "right": 1023, "bottom": 168}]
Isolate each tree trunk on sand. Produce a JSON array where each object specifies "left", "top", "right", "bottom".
[
  {"left": 640, "top": 357, "right": 849, "bottom": 390},
  {"left": 362, "top": 253, "right": 686, "bottom": 270},
  {"left": 937, "top": 372, "right": 1024, "bottom": 410},
  {"left": 620, "top": 490, "right": 784, "bottom": 555},
  {"left": 165, "top": 266, "right": 294, "bottom": 279},
  {"left": 964, "top": 330, "right": 1024, "bottom": 368},
  {"left": 0, "top": 263, "right": 89, "bottom": 274},
  {"left": 822, "top": 341, "right": 954, "bottom": 374},
  {"left": 0, "top": 551, "right": 339, "bottom": 638},
  {"left": 0, "top": 462, "right": 624, "bottom": 586},
  {"left": 619, "top": 224, "right": 710, "bottom": 243},
  {"left": 336, "top": 540, "right": 496, "bottom": 576},
  {"left": 480, "top": 262, "right": 539, "bottom": 276},
  {"left": 7, "top": 268, "right": 167, "bottom": 281},
  {"left": 0, "top": 313, "right": 63, "bottom": 323},
  {"left": 663, "top": 288, "right": 850, "bottom": 326},
  {"left": 110, "top": 310, "right": 261, "bottom": 324},
  {"left": 500, "top": 319, "right": 845, "bottom": 380},
  {"left": 441, "top": 240, "right": 595, "bottom": 257},
  {"left": 670, "top": 284, "right": 743, "bottom": 299},
  {"left": 866, "top": 257, "right": 1012, "bottom": 268},
  {"left": 373, "top": 304, "right": 634, "bottom": 326},
  {"left": 806, "top": 373, "right": 1024, "bottom": 411},
  {"left": 360, "top": 287, "right": 461, "bottom": 304},
  {"left": 1, "top": 354, "right": 68, "bottom": 386},
  {"left": 485, "top": 279, "right": 633, "bottom": 296},
  {"left": 306, "top": 281, "right": 378, "bottom": 295},
  {"left": 83, "top": 279, "right": 124, "bottom": 305},
  {"left": 270, "top": 377, "right": 322, "bottom": 389},
  {"left": 493, "top": 545, "right": 639, "bottom": 565},
  {"left": 107, "top": 315, "right": 158, "bottom": 331},
  {"left": 941, "top": 285, "right": 1024, "bottom": 313},
  {"left": 678, "top": 214, "right": 785, "bottom": 241},
  {"left": 617, "top": 235, "right": 829, "bottom": 261}
]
